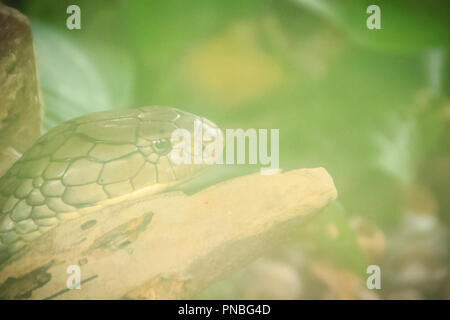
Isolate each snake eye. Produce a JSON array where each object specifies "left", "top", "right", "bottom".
[{"left": 151, "top": 138, "right": 172, "bottom": 155}]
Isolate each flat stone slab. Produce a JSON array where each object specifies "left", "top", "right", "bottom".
[{"left": 0, "top": 167, "right": 337, "bottom": 299}]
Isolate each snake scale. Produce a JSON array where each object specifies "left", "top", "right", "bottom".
[{"left": 0, "top": 106, "right": 219, "bottom": 265}]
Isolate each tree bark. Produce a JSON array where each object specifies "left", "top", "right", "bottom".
[{"left": 0, "top": 3, "right": 41, "bottom": 178}]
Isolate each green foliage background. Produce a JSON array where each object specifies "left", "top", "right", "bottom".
[{"left": 5, "top": 0, "right": 449, "bottom": 298}]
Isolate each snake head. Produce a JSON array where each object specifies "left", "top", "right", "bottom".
[{"left": 136, "top": 106, "right": 223, "bottom": 185}]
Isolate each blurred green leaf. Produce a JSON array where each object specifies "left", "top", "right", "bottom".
[
  {"left": 31, "top": 21, "right": 134, "bottom": 130},
  {"left": 295, "top": 0, "right": 450, "bottom": 53}
]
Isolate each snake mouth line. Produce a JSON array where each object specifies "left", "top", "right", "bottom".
[{"left": 56, "top": 180, "right": 184, "bottom": 221}]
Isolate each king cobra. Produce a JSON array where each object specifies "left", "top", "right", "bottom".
[{"left": 0, "top": 106, "right": 221, "bottom": 265}]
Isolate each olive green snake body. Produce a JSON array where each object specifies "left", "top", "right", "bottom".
[{"left": 0, "top": 106, "right": 218, "bottom": 264}]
